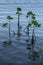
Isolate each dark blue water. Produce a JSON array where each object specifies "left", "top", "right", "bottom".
[{"left": 0, "top": 0, "right": 43, "bottom": 65}]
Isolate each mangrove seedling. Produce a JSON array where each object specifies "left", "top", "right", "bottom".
[
  {"left": 24, "top": 11, "right": 33, "bottom": 36},
  {"left": 24, "top": 11, "right": 33, "bottom": 42},
  {"left": 31, "top": 14, "right": 41, "bottom": 46},
  {"left": 16, "top": 7, "right": 22, "bottom": 37},
  {"left": 28, "top": 50, "right": 40, "bottom": 61},
  {"left": 25, "top": 11, "right": 41, "bottom": 44},
  {"left": 3, "top": 15, "right": 13, "bottom": 44}
]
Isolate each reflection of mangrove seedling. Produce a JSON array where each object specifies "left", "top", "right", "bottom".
[
  {"left": 27, "top": 43, "right": 43, "bottom": 61},
  {"left": 16, "top": 7, "right": 22, "bottom": 37},
  {"left": 27, "top": 46, "right": 31, "bottom": 50},
  {"left": 27, "top": 45, "right": 41, "bottom": 61},
  {"left": 2, "top": 41, "right": 12, "bottom": 47},
  {"left": 27, "top": 42, "right": 31, "bottom": 50},
  {"left": 28, "top": 48, "right": 43, "bottom": 61},
  {"left": 28, "top": 51, "right": 40, "bottom": 61},
  {"left": 39, "top": 48, "right": 43, "bottom": 58},
  {"left": 3, "top": 16, "right": 13, "bottom": 44}
]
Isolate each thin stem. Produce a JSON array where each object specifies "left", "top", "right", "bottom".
[
  {"left": 9, "top": 20, "right": 11, "bottom": 42},
  {"left": 31, "top": 25, "right": 35, "bottom": 47},
  {"left": 17, "top": 14, "right": 20, "bottom": 37},
  {"left": 32, "top": 24, "right": 35, "bottom": 37}
]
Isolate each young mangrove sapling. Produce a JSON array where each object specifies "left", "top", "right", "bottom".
[
  {"left": 31, "top": 13, "right": 41, "bottom": 46},
  {"left": 24, "top": 11, "right": 33, "bottom": 36},
  {"left": 16, "top": 7, "right": 22, "bottom": 37},
  {"left": 3, "top": 15, "right": 13, "bottom": 45},
  {"left": 24, "top": 11, "right": 33, "bottom": 42}
]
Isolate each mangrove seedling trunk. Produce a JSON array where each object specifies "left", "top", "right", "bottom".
[
  {"left": 16, "top": 7, "right": 22, "bottom": 37},
  {"left": 8, "top": 19, "right": 11, "bottom": 42},
  {"left": 17, "top": 14, "right": 20, "bottom": 37}
]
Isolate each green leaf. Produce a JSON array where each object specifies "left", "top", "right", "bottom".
[
  {"left": 37, "top": 24, "right": 41, "bottom": 27},
  {"left": 32, "top": 14, "right": 35, "bottom": 19},
  {"left": 32, "top": 20, "right": 37, "bottom": 25},
  {"left": 16, "top": 12, "right": 19, "bottom": 14},
  {"left": 28, "top": 23, "right": 32, "bottom": 27},
  {"left": 26, "top": 11, "right": 34, "bottom": 18},
  {"left": 3, "top": 23, "right": 8, "bottom": 27},
  {"left": 17, "top": 7, "right": 22, "bottom": 11},
  {"left": 34, "top": 21, "right": 41, "bottom": 27},
  {"left": 16, "top": 12, "right": 22, "bottom": 15},
  {"left": 27, "top": 11, "right": 33, "bottom": 16},
  {"left": 26, "top": 11, "right": 41, "bottom": 29},
  {"left": 19, "top": 13, "right": 22, "bottom": 15},
  {"left": 7, "top": 16, "right": 13, "bottom": 20},
  {"left": 33, "top": 51, "right": 40, "bottom": 57}
]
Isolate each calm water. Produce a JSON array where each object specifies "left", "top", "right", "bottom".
[{"left": 0, "top": 0, "right": 43, "bottom": 65}]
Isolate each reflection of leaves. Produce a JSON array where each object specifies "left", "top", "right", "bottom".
[
  {"left": 28, "top": 54, "right": 36, "bottom": 61},
  {"left": 2, "top": 41, "right": 7, "bottom": 47},
  {"left": 3, "top": 41, "right": 12, "bottom": 47},
  {"left": 27, "top": 47, "right": 31, "bottom": 50},
  {"left": 28, "top": 50, "right": 40, "bottom": 61},
  {"left": 27, "top": 44, "right": 31, "bottom": 46},
  {"left": 39, "top": 48, "right": 43, "bottom": 54},
  {"left": 3, "top": 23, "right": 8, "bottom": 27},
  {"left": 26, "top": 39, "right": 29, "bottom": 42},
  {"left": 33, "top": 51, "right": 40, "bottom": 57}
]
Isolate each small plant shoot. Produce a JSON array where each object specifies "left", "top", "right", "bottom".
[
  {"left": 16, "top": 7, "right": 22, "bottom": 38},
  {"left": 3, "top": 15, "right": 13, "bottom": 45}
]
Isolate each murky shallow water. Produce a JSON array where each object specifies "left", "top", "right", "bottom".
[{"left": 0, "top": 29, "right": 43, "bottom": 65}]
